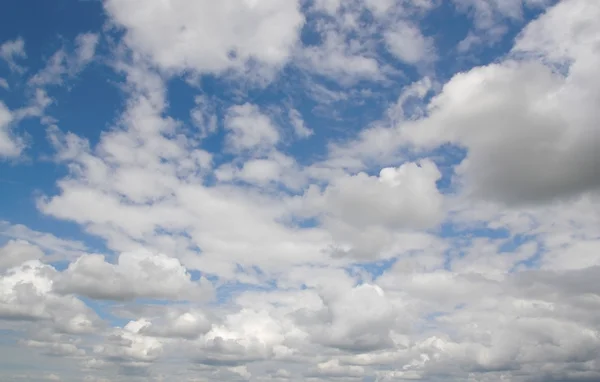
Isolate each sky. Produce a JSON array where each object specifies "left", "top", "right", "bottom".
[{"left": 0, "top": 0, "right": 599, "bottom": 381}]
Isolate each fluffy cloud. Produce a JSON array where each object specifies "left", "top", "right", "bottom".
[
  {"left": 401, "top": 0, "right": 600, "bottom": 205},
  {"left": 2, "top": 0, "right": 600, "bottom": 381},
  {"left": 0, "top": 221, "right": 88, "bottom": 261},
  {"left": 0, "top": 240, "right": 43, "bottom": 270},
  {"left": 384, "top": 21, "right": 435, "bottom": 65},
  {"left": 295, "top": 160, "right": 444, "bottom": 258},
  {"left": 0, "top": 260, "right": 99, "bottom": 334},
  {"left": 94, "top": 319, "right": 163, "bottom": 364},
  {"left": 54, "top": 250, "right": 214, "bottom": 301},
  {"left": 224, "top": 103, "right": 280, "bottom": 154},
  {"left": 306, "top": 283, "right": 398, "bottom": 352},
  {"left": 104, "top": 0, "right": 304, "bottom": 76},
  {"left": 319, "top": 160, "right": 443, "bottom": 230},
  {"left": 331, "top": 0, "right": 600, "bottom": 206}
]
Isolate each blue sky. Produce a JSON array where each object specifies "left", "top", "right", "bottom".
[{"left": 1, "top": 0, "right": 600, "bottom": 381}]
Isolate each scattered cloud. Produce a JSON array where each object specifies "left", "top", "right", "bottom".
[
  {"left": 1, "top": 0, "right": 600, "bottom": 381},
  {"left": 29, "top": 33, "right": 99, "bottom": 87},
  {"left": 0, "top": 37, "right": 27, "bottom": 73}
]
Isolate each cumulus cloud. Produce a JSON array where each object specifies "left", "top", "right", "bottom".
[
  {"left": 55, "top": 250, "right": 214, "bottom": 301},
  {"left": 0, "top": 221, "right": 88, "bottom": 261},
  {"left": 319, "top": 160, "right": 443, "bottom": 230},
  {"left": 224, "top": 103, "right": 280, "bottom": 154},
  {"left": 403, "top": 1, "right": 600, "bottom": 205},
  {"left": 94, "top": 319, "right": 163, "bottom": 364},
  {"left": 103, "top": 0, "right": 305, "bottom": 76},
  {"left": 2, "top": 0, "right": 600, "bottom": 381},
  {"left": 384, "top": 21, "right": 435, "bottom": 65},
  {"left": 0, "top": 240, "right": 44, "bottom": 270},
  {"left": 0, "top": 260, "right": 99, "bottom": 334}
]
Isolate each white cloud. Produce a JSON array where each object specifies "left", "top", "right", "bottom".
[
  {"left": 104, "top": 0, "right": 304, "bottom": 76},
  {"left": 55, "top": 250, "right": 214, "bottom": 301},
  {"left": 138, "top": 308, "right": 212, "bottom": 339},
  {"left": 310, "top": 359, "right": 365, "bottom": 378},
  {"left": 407, "top": 53, "right": 599, "bottom": 204},
  {"left": 94, "top": 319, "right": 163, "bottom": 364},
  {"left": 190, "top": 95, "right": 218, "bottom": 138},
  {"left": 0, "top": 260, "right": 99, "bottom": 334},
  {"left": 0, "top": 221, "right": 88, "bottom": 262},
  {"left": 329, "top": 0, "right": 600, "bottom": 206},
  {"left": 451, "top": 0, "right": 553, "bottom": 51},
  {"left": 0, "top": 240, "right": 44, "bottom": 270},
  {"left": 29, "top": 33, "right": 99, "bottom": 87},
  {"left": 299, "top": 29, "right": 382, "bottom": 83},
  {"left": 0, "top": 88, "right": 54, "bottom": 159},
  {"left": 307, "top": 283, "right": 398, "bottom": 352},
  {"left": 288, "top": 108, "right": 313, "bottom": 138},
  {"left": 224, "top": 103, "right": 280, "bottom": 154},
  {"left": 384, "top": 21, "right": 435, "bottom": 65},
  {"left": 453, "top": 0, "right": 552, "bottom": 30},
  {"left": 0, "top": 101, "right": 23, "bottom": 158},
  {"left": 316, "top": 160, "right": 443, "bottom": 230},
  {"left": 216, "top": 151, "right": 305, "bottom": 189},
  {"left": 75, "top": 33, "right": 100, "bottom": 67},
  {"left": 4, "top": 0, "right": 600, "bottom": 380},
  {"left": 0, "top": 37, "right": 26, "bottom": 73}
]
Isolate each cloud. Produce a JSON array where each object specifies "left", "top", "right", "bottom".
[
  {"left": 137, "top": 308, "right": 212, "bottom": 339},
  {"left": 0, "top": 260, "right": 99, "bottom": 334},
  {"left": 29, "top": 33, "right": 99, "bottom": 87},
  {"left": 0, "top": 88, "right": 53, "bottom": 159},
  {"left": 299, "top": 28, "right": 382, "bottom": 83},
  {"left": 0, "top": 240, "right": 44, "bottom": 270},
  {"left": 294, "top": 160, "right": 444, "bottom": 258},
  {"left": 318, "top": 160, "right": 443, "bottom": 230},
  {"left": 0, "top": 221, "right": 88, "bottom": 261},
  {"left": 0, "top": 102, "right": 23, "bottom": 158},
  {"left": 3, "top": 0, "right": 600, "bottom": 380},
  {"left": 0, "top": 37, "right": 26, "bottom": 73},
  {"left": 451, "top": 0, "right": 554, "bottom": 50},
  {"left": 224, "top": 103, "right": 280, "bottom": 154},
  {"left": 94, "top": 319, "right": 163, "bottom": 364},
  {"left": 410, "top": 3, "right": 600, "bottom": 205},
  {"left": 307, "top": 283, "right": 398, "bottom": 352},
  {"left": 328, "top": 0, "right": 599, "bottom": 206},
  {"left": 103, "top": 0, "right": 305, "bottom": 77},
  {"left": 384, "top": 21, "right": 436, "bottom": 65},
  {"left": 54, "top": 250, "right": 214, "bottom": 301},
  {"left": 288, "top": 108, "right": 313, "bottom": 138}
]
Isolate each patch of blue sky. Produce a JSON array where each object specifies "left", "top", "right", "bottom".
[
  {"left": 348, "top": 257, "right": 398, "bottom": 282},
  {"left": 80, "top": 296, "right": 131, "bottom": 328},
  {"left": 505, "top": 234, "right": 544, "bottom": 272},
  {"left": 437, "top": 220, "right": 511, "bottom": 240},
  {"left": 214, "top": 279, "right": 279, "bottom": 305}
]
